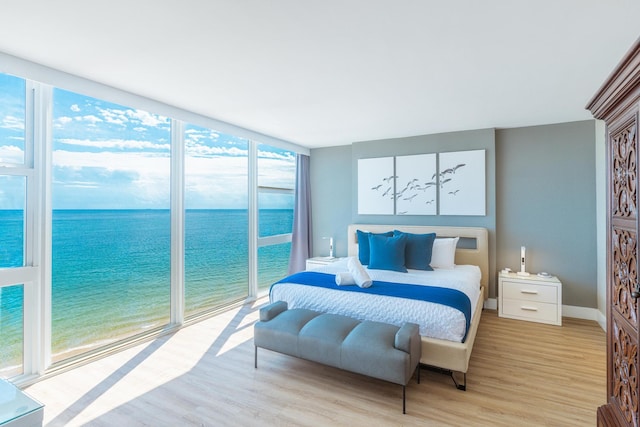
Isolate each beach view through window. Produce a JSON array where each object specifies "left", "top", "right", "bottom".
[{"left": 0, "top": 74, "right": 297, "bottom": 374}]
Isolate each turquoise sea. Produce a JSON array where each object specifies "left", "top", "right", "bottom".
[{"left": 0, "top": 209, "right": 293, "bottom": 374}]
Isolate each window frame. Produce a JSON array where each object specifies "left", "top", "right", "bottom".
[{"left": 0, "top": 59, "right": 308, "bottom": 384}]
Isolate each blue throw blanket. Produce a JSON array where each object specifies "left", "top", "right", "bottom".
[{"left": 271, "top": 271, "right": 472, "bottom": 342}]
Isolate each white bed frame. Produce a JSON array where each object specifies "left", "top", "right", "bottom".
[{"left": 347, "top": 224, "right": 489, "bottom": 389}]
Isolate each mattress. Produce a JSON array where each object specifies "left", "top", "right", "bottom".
[{"left": 270, "top": 258, "right": 482, "bottom": 343}]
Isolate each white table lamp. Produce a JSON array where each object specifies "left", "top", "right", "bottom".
[{"left": 517, "top": 246, "right": 530, "bottom": 276}]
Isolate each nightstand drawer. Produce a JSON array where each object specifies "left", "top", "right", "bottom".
[
  {"left": 501, "top": 280, "right": 558, "bottom": 304},
  {"left": 501, "top": 298, "right": 559, "bottom": 324}
]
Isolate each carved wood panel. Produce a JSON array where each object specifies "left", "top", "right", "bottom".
[
  {"left": 588, "top": 38, "right": 640, "bottom": 427},
  {"left": 612, "top": 316, "right": 639, "bottom": 425},
  {"left": 613, "top": 227, "right": 639, "bottom": 325},
  {"left": 612, "top": 121, "right": 637, "bottom": 218},
  {"left": 609, "top": 114, "right": 640, "bottom": 427}
]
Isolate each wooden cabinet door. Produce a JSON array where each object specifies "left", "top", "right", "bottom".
[{"left": 607, "top": 109, "right": 640, "bottom": 426}]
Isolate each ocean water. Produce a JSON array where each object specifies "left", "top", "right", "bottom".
[{"left": 0, "top": 209, "right": 293, "bottom": 374}]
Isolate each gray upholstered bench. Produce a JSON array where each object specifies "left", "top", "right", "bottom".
[{"left": 254, "top": 301, "right": 421, "bottom": 414}]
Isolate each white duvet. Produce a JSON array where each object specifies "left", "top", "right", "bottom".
[{"left": 270, "top": 258, "right": 481, "bottom": 343}]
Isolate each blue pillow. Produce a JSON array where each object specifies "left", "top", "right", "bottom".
[
  {"left": 393, "top": 230, "right": 436, "bottom": 271},
  {"left": 368, "top": 233, "right": 408, "bottom": 272},
  {"left": 356, "top": 229, "right": 393, "bottom": 265}
]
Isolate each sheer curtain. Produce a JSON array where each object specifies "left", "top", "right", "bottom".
[{"left": 288, "top": 154, "right": 312, "bottom": 274}]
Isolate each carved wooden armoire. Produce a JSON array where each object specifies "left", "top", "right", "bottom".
[{"left": 588, "top": 37, "right": 640, "bottom": 427}]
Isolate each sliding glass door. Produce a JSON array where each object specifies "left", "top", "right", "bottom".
[
  {"left": 184, "top": 123, "right": 249, "bottom": 317},
  {"left": 51, "top": 88, "right": 171, "bottom": 363}
]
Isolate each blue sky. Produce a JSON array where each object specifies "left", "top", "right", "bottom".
[{"left": 0, "top": 74, "right": 296, "bottom": 210}]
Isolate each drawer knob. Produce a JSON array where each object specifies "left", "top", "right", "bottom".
[
  {"left": 521, "top": 290, "right": 539, "bottom": 295},
  {"left": 521, "top": 306, "right": 538, "bottom": 311}
]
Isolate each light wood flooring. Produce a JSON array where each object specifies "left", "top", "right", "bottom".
[{"left": 24, "top": 299, "right": 606, "bottom": 426}]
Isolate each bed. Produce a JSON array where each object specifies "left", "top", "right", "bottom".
[{"left": 270, "top": 224, "right": 489, "bottom": 389}]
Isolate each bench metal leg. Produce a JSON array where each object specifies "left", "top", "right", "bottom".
[{"left": 254, "top": 346, "right": 257, "bottom": 369}]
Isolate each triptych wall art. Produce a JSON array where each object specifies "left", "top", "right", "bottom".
[{"left": 357, "top": 149, "right": 485, "bottom": 216}]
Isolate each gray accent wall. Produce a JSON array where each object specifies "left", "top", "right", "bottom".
[
  {"left": 311, "top": 128, "right": 498, "bottom": 296},
  {"left": 310, "top": 145, "right": 353, "bottom": 258},
  {"left": 496, "top": 120, "right": 597, "bottom": 308},
  {"left": 310, "top": 120, "right": 597, "bottom": 307}
]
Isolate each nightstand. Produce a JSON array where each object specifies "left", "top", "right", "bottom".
[
  {"left": 305, "top": 257, "right": 340, "bottom": 270},
  {"left": 498, "top": 272, "right": 562, "bottom": 326}
]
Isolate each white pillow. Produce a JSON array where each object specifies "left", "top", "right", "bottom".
[{"left": 430, "top": 237, "right": 459, "bottom": 269}]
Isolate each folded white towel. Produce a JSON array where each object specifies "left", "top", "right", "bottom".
[
  {"left": 335, "top": 272, "right": 356, "bottom": 286},
  {"left": 347, "top": 256, "right": 372, "bottom": 288}
]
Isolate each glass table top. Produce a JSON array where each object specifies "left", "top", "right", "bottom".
[{"left": 0, "top": 379, "right": 43, "bottom": 425}]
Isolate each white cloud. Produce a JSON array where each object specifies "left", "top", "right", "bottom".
[
  {"left": 53, "top": 150, "right": 171, "bottom": 207},
  {"left": 61, "top": 182, "right": 99, "bottom": 189},
  {"left": 97, "top": 107, "right": 128, "bottom": 125},
  {"left": 186, "top": 144, "right": 247, "bottom": 157},
  {"left": 0, "top": 145, "right": 24, "bottom": 164},
  {"left": 257, "top": 157, "right": 296, "bottom": 188},
  {"left": 57, "top": 138, "right": 170, "bottom": 151},
  {"left": 1, "top": 115, "right": 24, "bottom": 131},
  {"left": 73, "top": 115, "right": 102, "bottom": 125},
  {"left": 125, "top": 109, "right": 168, "bottom": 127},
  {"left": 70, "top": 104, "right": 80, "bottom": 112},
  {"left": 184, "top": 155, "right": 248, "bottom": 208},
  {"left": 185, "top": 128, "right": 220, "bottom": 143},
  {"left": 55, "top": 116, "right": 73, "bottom": 127},
  {"left": 258, "top": 149, "right": 296, "bottom": 162}
]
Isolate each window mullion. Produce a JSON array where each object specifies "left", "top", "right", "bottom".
[
  {"left": 25, "top": 80, "right": 53, "bottom": 376},
  {"left": 170, "top": 119, "right": 185, "bottom": 325},
  {"left": 248, "top": 140, "right": 258, "bottom": 298}
]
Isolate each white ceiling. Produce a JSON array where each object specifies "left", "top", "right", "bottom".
[{"left": 0, "top": 1, "right": 638, "bottom": 148}]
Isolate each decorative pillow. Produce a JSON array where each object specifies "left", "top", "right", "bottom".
[
  {"left": 430, "top": 237, "right": 460, "bottom": 270},
  {"left": 393, "top": 230, "right": 436, "bottom": 270},
  {"left": 368, "top": 233, "right": 408, "bottom": 272},
  {"left": 356, "top": 229, "right": 393, "bottom": 265}
]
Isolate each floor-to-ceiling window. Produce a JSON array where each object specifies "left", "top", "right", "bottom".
[
  {"left": 50, "top": 88, "right": 172, "bottom": 363},
  {"left": 256, "top": 144, "right": 295, "bottom": 291},
  {"left": 184, "top": 123, "right": 249, "bottom": 317},
  {"left": 0, "top": 62, "right": 306, "bottom": 382},
  {"left": 0, "top": 73, "right": 27, "bottom": 377}
]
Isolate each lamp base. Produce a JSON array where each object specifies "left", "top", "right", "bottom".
[{"left": 517, "top": 271, "right": 530, "bottom": 276}]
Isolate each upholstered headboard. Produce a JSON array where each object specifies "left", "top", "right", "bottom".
[{"left": 347, "top": 224, "right": 489, "bottom": 300}]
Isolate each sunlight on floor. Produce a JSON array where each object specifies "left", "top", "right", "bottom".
[{"left": 26, "top": 298, "right": 266, "bottom": 426}]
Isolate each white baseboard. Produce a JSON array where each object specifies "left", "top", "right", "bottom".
[
  {"left": 563, "top": 305, "right": 607, "bottom": 332},
  {"left": 596, "top": 310, "right": 606, "bottom": 332},
  {"left": 487, "top": 298, "right": 606, "bottom": 331},
  {"left": 562, "top": 304, "right": 598, "bottom": 321}
]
